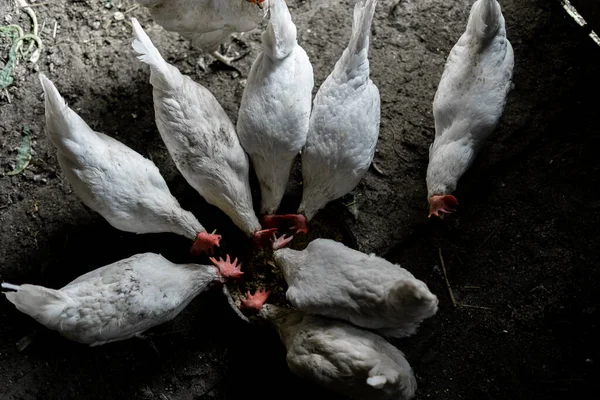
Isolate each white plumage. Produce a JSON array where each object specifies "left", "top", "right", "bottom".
[
  {"left": 237, "top": 0, "right": 314, "bottom": 216},
  {"left": 131, "top": 18, "right": 274, "bottom": 244},
  {"left": 298, "top": 0, "right": 380, "bottom": 229},
  {"left": 426, "top": 0, "right": 514, "bottom": 217},
  {"left": 136, "top": 0, "right": 268, "bottom": 53},
  {"left": 2, "top": 253, "right": 225, "bottom": 346},
  {"left": 39, "top": 74, "right": 219, "bottom": 254},
  {"left": 273, "top": 239, "right": 438, "bottom": 338},
  {"left": 257, "top": 304, "right": 417, "bottom": 400}
]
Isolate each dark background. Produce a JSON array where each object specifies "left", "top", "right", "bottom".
[{"left": 0, "top": 1, "right": 598, "bottom": 399}]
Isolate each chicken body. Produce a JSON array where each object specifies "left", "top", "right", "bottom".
[
  {"left": 38, "top": 74, "right": 219, "bottom": 254},
  {"left": 273, "top": 238, "right": 438, "bottom": 338},
  {"left": 2, "top": 253, "right": 225, "bottom": 346},
  {"left": 131, "top": 19, "right": 272, "bottom": 243},
  {"left": 427, "top": 0, "right": 514, "bottom": 217},
  {"left": 237, "top": 0, "right": 314, "bottom": 216},
  {"left": 258, "top": 304, "right": 417, "bottom": 400},
  {"left": 136, "top": 0, "right": 268, "bottom": 53},
  {"left": 298, "top": 0, "right": 380, "bottom": 228}
]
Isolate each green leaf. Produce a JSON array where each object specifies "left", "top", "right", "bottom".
[{"left": 7, "top": 126, "right": 32, "bottom": 176}]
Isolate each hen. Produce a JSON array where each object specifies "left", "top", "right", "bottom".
[
  {"left": 427, "top": 0, "right": 514, "bottom": 217},
  {"left": 136, "top": 0, "right": 268, "bottom": 66},
  {"left": 131, "top": 18, "right": 276, "bottom": 247},
  {"left": 290, "top": 0, "right": 380, "bottom": 233},
  {"left": 236, "top": 0, "right": 314, "bottom": 228},
  {"left": 39, "top": 74, "right": 220, "bottom": 255},
  {"left": 273, "top": 238, "right": 438, "bottom": 338},
  {"left": 242, "top": 298, "right": 417, "bottom": 400},
  {"left": 1, "top": 253, "right": 242, "bottom": 346}
]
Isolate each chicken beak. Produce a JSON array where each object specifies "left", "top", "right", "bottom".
[{"left": 257, "top": 2, "right": 263, "bottom": 9}]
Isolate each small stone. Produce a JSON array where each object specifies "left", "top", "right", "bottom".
[
  {"left": 114, "top": 12, "right": 124, "bottom": 21},
  {"left": 92, "top": 21, "right": 101, "bottom": 30},
  {"left": 197, "top": 57, "right": 207, "bottom": 71}
]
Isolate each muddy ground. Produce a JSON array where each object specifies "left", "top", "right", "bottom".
[{"left": 0, "top": 0, "right": 599, "bottom": 399}]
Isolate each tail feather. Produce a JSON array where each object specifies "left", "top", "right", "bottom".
[
  {"left": 3, "top": 284, "right": 69, "bottom": 328},
  {"left": 2, "top": 282, "right": 20, "bottom": 291},
  {"left": 39, "top": 73, "right": 97, "bottom": 157},
  {"left": 367, "top": 363, "right": 401, "bottom": 389},
  {"left": 131, "top": 18, "right": 182, "bottom": 89},
  {"left": 350, "top": 0, "right": 377, "bottom": 55},
  {"left": 386, "top": 280, "right": 439, "bottom": 328},
  {"left": 466, "top": 0, "right": 502, "bottom": 39},
  {"left": 368, "top": 360, "right": 417, "bottom": 399},
  {"left": 335, "top": 0, "right": 377, "bottom": 78},
  {"left": 366, "top": 375, "right": 388, "bottom": 389},
  {"left": 262, "top": 0, "right": 297, "bottom": 60}
]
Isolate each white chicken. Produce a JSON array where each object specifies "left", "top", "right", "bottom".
[
  {"left": 240, "top": 296, "right": 417, "bottom": 400},
  {"left": 136, "top": 0, "right": 268, "bottom": 66},
  {"left": 38, "top": 74, "right": 220, "bottom": 255},
  {"left": 236, "top": 0, "right": 314, "bottom": 228},
  {"left": 272, "top": 238, "right": 438, "bottom": 338},
  {"left": 289, "top": 0, "right": 380, "bottom": 234},
  {"left": 131, "top": 18, "right": 277, "bottom": 247},
  {"left": 426, "top": 0, "right": 514, "bottom": 217},
  {"left": 1, "top": 252, "right": 243, "bottom": 346}
]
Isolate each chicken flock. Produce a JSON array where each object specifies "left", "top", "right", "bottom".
[{"left": 1, "top": 0, "right": 514, "bottom": 399}]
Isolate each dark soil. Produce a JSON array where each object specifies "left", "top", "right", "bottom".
[{"left": 1, "top": 0, "right": 599, "bottom": 399}]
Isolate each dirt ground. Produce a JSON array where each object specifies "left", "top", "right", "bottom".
[{"left": 0, "top": 0, "right": 599, "bottom": 399}]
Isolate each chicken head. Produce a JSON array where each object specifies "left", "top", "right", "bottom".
[
  {"left": 428, "top": 195, "right": 458, "bottom": 218},
  {"left": 246, "top": 0, "right": 265, "bottom": 9},
  {"left": 241, "top": 288, "right": 271, "bottom": 313}
]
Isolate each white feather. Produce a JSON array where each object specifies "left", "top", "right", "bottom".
[
  {"left": 131, "top": 21, "right": 261, "bottom": 236},
  {"left": 3, "top": 253, "right": 218, "bottom": 346},
  {"left": 131, "top": 18, "right": 182, "bottom": 89},
  {"left": 259, "top": 305, "right": 417, "bottom": 400},
  {"left": 1, "top": 282, "right": 20, "bottom": 291},
  {"left": 136, "top": 0, "right": 269, "bottom": 52},
  {"left": 299, "top": 0, "right": 380, "bottom": 221},
  {"left": 273, "top": 239, "right": 439, "bottom": 339},
  {"left": 426, "top": 0, "right": 514, "bottom": 198},
  {"left": 39, "top": 74, "right": 204, "bottom": 240},
  {"left": 466, "top": 0, "right": 502, "bottom": 39},
  {"left": 237, "top": 0, "right": 314, "bottom": 215},
  {"left": 367, "top": 376, "right": 387, "bottom": 389}
]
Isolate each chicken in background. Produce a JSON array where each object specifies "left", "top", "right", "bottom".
[
  {"left": 1, "top": 252, "right": 243, "bottom": 346},
  {"left": 38, "top": 74, "right": 220, "bottom": 255},
  {"left": 236, "top": 0, "right": 314, "bottom": 233},
  {"left": 131, "top": 18, "right": 277, "bottom": 248},
  {"left": 240, "top": 297, "right": 417, "bottom": 400},
  {"left": 294, "top": 0, "right": 380, "bottom": 234},
  {"left": 136, "top": 0, "right": 269, "bottom": 67},
  {"left": 273, "top": 238, "right": 438, "bottom": 338},
  {"left": 427, "top": 0, "right": 514, "bottom": 217}
]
